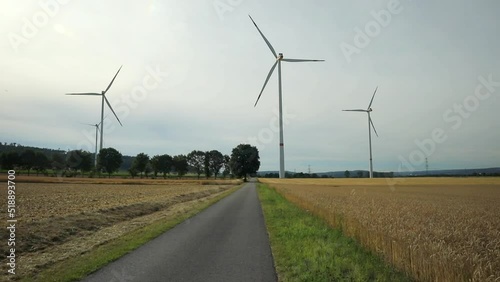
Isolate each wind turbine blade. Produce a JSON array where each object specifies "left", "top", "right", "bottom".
[
  {"left": 368, "top": 86, "right": 378, "bottom": 109},
  {"left": 104, "top": 65, "right": 123, "bottom": 94},
  {"left": 248, "top": 15, "right": 277, "bottom": 58},
  {"left": 343, "top": 109, "right": 367, "bottom": 112},
  {"left": 254, "top": 60, "right": 278, "bottom": 107},
  {"left": 66, "top": 93, "right": 101, "bottom": 96},
  {"left": 370, "top": 116, "right": 379, "bottom": 137},
  {"left": 281, "top": 59, "right": 325, "bottom": 62},
  {"left": 79, "top": 122, "right": 95, "bottom": 126},
  {"left": 98, "top": 114, "right": 109, "bottom": 127},
  {"left": 104, "top": 96, "right": 123, "bottom": 126}
]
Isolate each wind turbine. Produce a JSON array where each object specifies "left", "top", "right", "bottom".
[
  {"left": 81, "top": 116, "right": 106, "bottom": 167},
  {"left": 67, "top": 66, "right": 123, "bottom": 152},
  {"left": 343, "top": 87, "right": 379, "bottom": 178},
  {"left": 249, "top": 15, "right": 324, "bottom": 179}
]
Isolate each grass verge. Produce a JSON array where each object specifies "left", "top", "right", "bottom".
[
  {"left": 258, "top": 184, "right": 412, "bottom": 282},
  {"left": 25, "top": 185, "right": 241, "bottom": 282}
]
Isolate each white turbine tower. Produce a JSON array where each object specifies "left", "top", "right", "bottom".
[
  {"left": 81, "top": 117, "right": 105, "bottom": 167},
  {"left": 249, "top": 15, "right": 324, "bottom": 179},
  {"left": 343, "top": 87, "right": 379, "bottom": 178},
  {"left": 67, "top": 66, "right": 123, "bottom": 152}
]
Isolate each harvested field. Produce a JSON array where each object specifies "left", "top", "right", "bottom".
[
  {"left": 0, "top": 176, "right": 240, "bottom": 279},
  {"left": 260, "top": 177, "right": 500, "bottom": 282}
]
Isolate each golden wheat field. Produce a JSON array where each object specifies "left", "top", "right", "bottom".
[
  {"left": 0, "top": 176, "right": 239, "bottom": 279},
  {"left": 260, "top": 177, "right": 500, "bottom": 282}
]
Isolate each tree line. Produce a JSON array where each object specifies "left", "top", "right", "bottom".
[
  {"left": 0, "top": 148, "right": 93, "bottom": 177},
  {"left": 0, "top": 144, "right": 260, "bottom": 181},
  {"left": 127, "top": 150, "right": 230, "bottom": 179}
]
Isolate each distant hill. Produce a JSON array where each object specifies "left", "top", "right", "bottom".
[
  {"left": 392, "top": 167, "right": 500, "bottom": 177},
  {"left": 257, "top": 170, "right": 387, "bottom": 178},
  {"left": 0, "top": 143, "right": 65, "bottom": 157},
  {"left": 258, "top": 167, "right": 500, "bottom": 178},
  {"left": 0, "top": 142, "right": 134, "bottom": 171}
]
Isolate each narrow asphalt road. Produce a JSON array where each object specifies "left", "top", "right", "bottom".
[{"left": 82, "top": 180, "right": 277, "bottom": 282}]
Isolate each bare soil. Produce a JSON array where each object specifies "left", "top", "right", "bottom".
[{"left": 0, "top": 176, "right": 240, "bottom": 279}]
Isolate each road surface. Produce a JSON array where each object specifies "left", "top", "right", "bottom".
[{"left": 82, "top": 180, "right": 277, "bottom": 282}]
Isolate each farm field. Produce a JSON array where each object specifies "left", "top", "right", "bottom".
[
  {"left": 260, "top": 177, "right": 500, "bottom": 282},
  {"left": 0, "top": 176, "right": 240, "bottom": 280}
]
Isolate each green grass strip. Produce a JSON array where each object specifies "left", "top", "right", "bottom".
[
  {"left": 25, "top": 185, "right": 241, "bottom": 282},
  {"left": 258, "top": 184, "right": 412, "bottom": 282}
]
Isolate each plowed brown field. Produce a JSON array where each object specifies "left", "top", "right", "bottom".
[{"left": 0, "top": 176, "right": 240, "bottom": 279}]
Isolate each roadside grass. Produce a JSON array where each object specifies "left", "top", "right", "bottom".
[
  {"left": 258, "top": 184, "right": 412, "bottom": 282},
  {"left": 25, "top": 185, "right": 241, "bottom": 282}
]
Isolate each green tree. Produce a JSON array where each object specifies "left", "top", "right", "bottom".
[
  {"left": 222, "top": 154, "right": 231, "bottom": 179},
  {"left": 66, "top": 150, "right": 81, "bottom": 174},
  {"left": 204, "top": 151, "right": 211, "bottom": 179},
  {"left": 20, "top": 149, "right": 36, "bottom": 176},
  {"left": 67, "top": 150, "right": 93, "bottom": 176},
  {"left": 97, "top": 147, "right": 123, "bottom": 178},
  {"left": 51, "top": 152, "right": 66, "bottom": 176},
  {"left": 187, "top": 150, "right": 205, "bottom": 179},
  {"left": 145, "top": 163, "right": 152, "bottom": 178},
  {"left": 133, "top": 153, "right": 150, "bottom": 178},
  {"left": 80, "top": 151, "right": 93, "bottom": 175},
  {"left": 173, "top": 154, "right": 188, "bottom": 178},
  {"left": 1, "top": 151, "right": 20, "bottom": 170},
  {"left": 150, "top": 155, "right": 161, "bottom": 177},
  {"left": 209, "top": 150, "right": 224, "bottom": 179},
  {"left": 128, "top": 166, "right": 138, "bottom": 178},
  {"left": 229, "top": 144, "right": 260, "bottom": 182},
  {"left": 33, "top": 152, "right": 50, "bottom": 176},
  {"left": 157, "top": 154, "right": 173, "bottom": 179},
  {"left": 344, "top": 170, "right": 350, "bottom": 178}
]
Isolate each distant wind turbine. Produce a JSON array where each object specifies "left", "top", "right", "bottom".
[
  {"left": 67, "top": 66, "right": 123, "bottom": 152},
  {"left": 343, "top": 87, "right": 379, "bottom": 178},
  {"left": 249, "top": 15, "right": 324, "bottom": 179},
  {"left": 80, "top": 116, "right": 106, "bottom": 167}
]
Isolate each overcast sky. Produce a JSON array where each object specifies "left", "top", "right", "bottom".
[{"left": 1, "top": 0, "right": 499, "bottom": 173}]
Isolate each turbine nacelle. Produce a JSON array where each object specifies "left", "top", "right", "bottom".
[{"left": 278, "top": 53, "right": 284, "bottom": 60}]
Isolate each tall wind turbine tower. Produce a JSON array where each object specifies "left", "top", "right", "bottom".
[
  {"left": 343, "top": 87, "right": 380, "bottom": 178},
  {"left": 249, "top": 15, "right": 324, "bottom": 178},
  {"left": 67, "top": 66, "right": 123, "bottom": 152}
]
